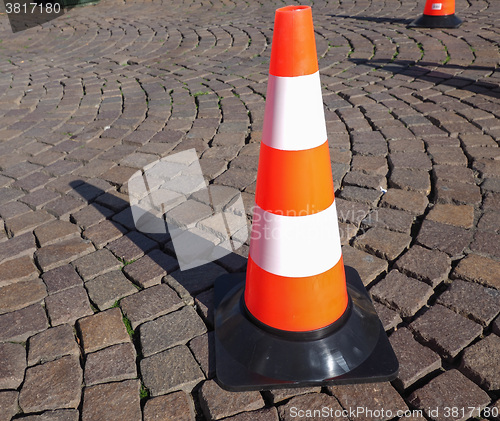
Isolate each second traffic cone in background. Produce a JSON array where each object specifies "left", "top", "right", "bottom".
[
  {"left": 409, "top": 0, "right": 462, "bottom": 28},
  {"left": 214, "top": 5, "right": 398, "bottom": 391}
]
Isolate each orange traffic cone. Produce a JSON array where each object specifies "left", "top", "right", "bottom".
[
  {"left": 409, "top": 0, "right": 462, "bottom": 28},
  {"left": 214, "top": 5, "right": 398, "bottom": 391}
]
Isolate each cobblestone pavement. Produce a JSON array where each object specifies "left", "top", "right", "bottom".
[{"left": 0, "top": 0, "right": 499, "bottom": 420}]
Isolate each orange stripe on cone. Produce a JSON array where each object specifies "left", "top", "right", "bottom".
[
  {"left": 245, "top": 255, "right": 348, "bottom": 332},
  {"left": 255, "top": 141, "right": 334, "bottom": 216},
  {"left": 269, "top": 6, "right": 318, "bottom": 77}
]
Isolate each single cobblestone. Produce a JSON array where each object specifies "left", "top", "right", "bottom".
[
  {"left": 77, "top": 307, "right": 130, "bottom": 354},
  {"left": 373, "top": 301, "right": 402, "bottom": 331},
  {"left": 68, "top": 178, "right": 113, "bottom": 203},
  {"left": 94, "top": 190, "right": 130, "bottom": 213},
  {"left": 84, "top": 342, "right": 137, "bottom": 386},
  {"left": 102, "top": 166, "right": 139, "bottom": 188},
  {"left": 408, "top": 370, "right": 490, "bottom": 421},
  {"left": 351, "top": 155, "right": 388, "bottom": 175},
  {"left": 335, "top": 198, "right": 371, "bottom": 227},
  {"left": 452, "top": 254, "right": 500, "bottom": 290},
  {"left": 82, "top": 220, "right": 128, "bottom": 249},
  {"left": 477, "top": 211, "right": 500, "bottom": 233},
  {"left": 0, "top": 255, "right": 39, "bottom": 287},
  {"left": 0, "top": 391, "right": 19, "bottom": 421},
  {"left": 42, "top": 264, "right": 83, "bottom": 294},
  {"left": 339, "top": 185, "right": 383, "bottom": 206},
  {"left": 389, "top": 152, "right": 433, "bottom": 171},
  {"left": 344, "top": 170, "right": 387, "bottom": 191},
  {"left": 143, "top": 392, "right": 196, "bottom": 421},
  {"left": 43, "top": 196, "right": 86, "bottom": 221},
  {"left": 417, "top": 220, "right": 473, "bottom": 257},
  {"left": 72, "top": 248, "right": 121, "bottom": 280},
  {"left": 0, "top": 342, "right": 26, "bottom": 389},
  {"left": 45, "top": 286, "right": 93, "bottom": 326},
  {"left": 18, "top": 192, "right": 59, "bottom": 213},
  {"left": 361, "top": 207, "right": 414, "bottom": 234},
  {"left": 19, "top": 355, "right": 82, "bottom": 413},
  {"left": 380, "top": 188, "right": 428, "bottom": 215},
  {"left": 435, "top": 180, "right": 482, "bottom": 206},
  {"left": 139, "top": 305, "right": 207, "bottom": 357},
  {"left": 354, "top": 227, "right": 411, "bottom": 261},
  {"left": 28, "top": 324, "right": 80, "bottom": 366},
  {"left": 470, "top": 231, "right": 500, "bottom": 259},
  {"left": 342, "top": 245, "right": 388, "bottom": 287},
  {"left": 437, "top": 280, "right": 500, "bottom": 326},
  {"left": 389, "top": 168, "right": 431, "bottom": 194},
  {"left": 329, "top": 382, "right": 407, "bottom": 421},
  {"left": 123, "top": 249, "right": 178, "bottom": 288},
  {"left": 460, "top": 334, "right": 500, "bottom": 391},
  {"left": 0, "top": 303, "right": 48, "bottom": 342},
  {"left": 199, "top": 379, "right": 264, "bottom": 420},
  {"left": 0, "top": 231, "right": 36, "bottom": 263},
  {"left": 34, "top": 220, "right": 81, "bottom": 247},
  {"left": 370, "top": 270, "right": 433, "bottom": 318},
  {"left": 166, "top": 199, "right": 213, "bottom": 229},
  {"left": 389, "top": 328, "right": 441, "bottom": 390},
  {"left": 141, "top": 345, "right": 205, "bottom": 396},
  {"left": 164, "top": 262, "right": 227, "bottom": 296},
  {"left": 106, "top": 230, "right": 158, "bottom": 262},
  {"left": 427, "top": 204, "right": 475, "bottom": 229},
  {"left": 0, "top": 278, "right": 46, "bottom": 314},
  {"left": 120, "top": 283, "right": 183, "bottom": 329},
  {"left": 409, "top": 305, "right": 483, "bottom": 359},
  {"left": 394, "top": 245, "right": 451, "bottom": 287},
  {"left": 82, "top": 379, "right": 141, "bottom": 421},
  {"left": 85, "top": 270, "right": 137, "bottom": 310},
  {"left": 214, "top": 168, "right": 257, "bottom": 190},
  {"left": 71, "top": 203, "right": 115, "bottom": 230},
  {"left": 0, "top": 201, "right": 31, "bottom": 221},
  {"left": 35, "top": 238, "right": 95, "bottom": 272}
]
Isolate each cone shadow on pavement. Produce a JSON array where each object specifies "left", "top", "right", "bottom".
[
  {"left": 69, "top": 179, "right": 246, "bottom": 379},
  {"left": 347, "top": 59, "right": 499, "bottom": 98},
  {"left": 326, "top": 14, "right": 413, "bottom": 25}
]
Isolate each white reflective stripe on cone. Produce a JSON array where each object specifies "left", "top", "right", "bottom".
[
  {"left": 249, "top": 201, "right": 342, "bottom": 278},
  {"left": 262, "top": 71, "right": 327, "bottom": 151}
]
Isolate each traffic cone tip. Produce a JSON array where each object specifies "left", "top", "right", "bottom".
[{"left": 270, "top": 5, "right": 318, "bottom": 77}]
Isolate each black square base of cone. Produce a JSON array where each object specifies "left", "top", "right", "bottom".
[
  {"left": 214, "top": 266, "right": 399, "bottom": 391},
  {"left": 408, "top": 13, "right": 462, "bottom": 28}
]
